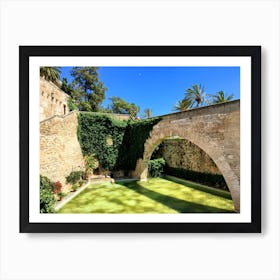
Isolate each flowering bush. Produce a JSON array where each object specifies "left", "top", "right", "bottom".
[{"left": 53, "top": 181, "right": 63, "bottom": 194}]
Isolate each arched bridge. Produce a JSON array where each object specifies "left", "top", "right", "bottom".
[{"left": 133, "top": 100, "right": 240, "bottom": 212}]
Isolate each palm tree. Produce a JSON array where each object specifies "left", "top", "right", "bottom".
[
  {"left": 143, "top": 108, "right": 152, "bottom": 118},
  {"left": 212, "top": 90, "right": 234, "bottom": 104},
  {"left": 173, "top": 99, "right": 191, "bottom": 112},
  {"left": 40, "top": 67, "right": 61, "bottom": 82},
  {"left": 185, "top": 84, "right": 206, "bottom": 108}
]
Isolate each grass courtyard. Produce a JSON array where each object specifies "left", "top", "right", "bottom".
[{"left": 58, "top": 177, "right": 235, "bottom": 213}]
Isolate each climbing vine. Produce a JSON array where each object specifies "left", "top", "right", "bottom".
[
  {"left": 117, "top": 118, "right": 161, "bottom": 170},
  {"left": 77, "top": 113, "right": 161, "bottom": 171},
  {"left": 78, "top": 113, "right": 127, "bottom": 171}
]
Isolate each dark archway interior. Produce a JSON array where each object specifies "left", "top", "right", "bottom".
[{"left": 149, "top": 136, "right": 230, "bottom": 193}]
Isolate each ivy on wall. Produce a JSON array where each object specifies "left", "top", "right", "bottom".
[
  {"left": 77, "top": 113, "right": 161, "bottom": 171},
  {"left": 78, "top": 113, "right": 127, "bottom": 171},
  {"left": 117, "top": 118, "right": 161, "bottom": 170}
]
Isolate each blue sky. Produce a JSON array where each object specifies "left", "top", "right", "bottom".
[{"left": 60, "top": 66, "right": 240, "bottom": 117}]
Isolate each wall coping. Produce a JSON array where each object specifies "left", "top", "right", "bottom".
[
  {"left": 156, "top": 99, "right": 240, "bottom": 120},
  {"left": 78, "top": 112, "right": 130, "bottom": 117},
  {"left": 41, "top": 100, "right": 239, "bottom": 124},
  {"left": 40, "top": 110, "right": 131, "bottom": 124},
  {"left": 40, "top": 110, "right": 78, "bottom": 124}
]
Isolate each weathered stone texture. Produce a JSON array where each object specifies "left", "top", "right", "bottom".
[
  {"left": 111, "top": 114, "right": 130, "bottom": 121},
  {"left": 224, "top": 110, "right": 240, "bottom": 182},
  {"left": 134, "top": 100, "right": 240, "bottom": 211},
  {"left": 158, "top": 139, "right": 221, "bottom": 174},
  {"left": 40, "top": 112, "right": 84, "bottom": 190},
  {"left": 40, "top": 77, "right": 69, "bottom": 121}
]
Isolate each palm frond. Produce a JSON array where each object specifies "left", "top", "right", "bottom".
[
  {"left": 40, "top": 67, "right": 61, "bottom": 82},
  {"left": 211, "top": 90, "right": 234, "bottom": 104}
]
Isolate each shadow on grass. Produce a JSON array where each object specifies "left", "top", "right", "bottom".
[{"left": 120, "top": 181, "right": 234, "bottom": 213}]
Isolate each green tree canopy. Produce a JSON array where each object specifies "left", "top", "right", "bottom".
[
  {"left": 61, "top": 77, "right": 79, "bottom": 111},
  {"left": 40, "top": 67, "right": 61, "bottom": 82},
  {"left": 70, "top": 67, "right": 106, "bottom": 112},
  {"left": 61, "top": 77, "right": 74, "bottom": 95},
  {"left": 211, "top": 90, "right": 234, "bottom": 104},
  {"left": 109, "top": 96, "right": 140, "bottom": 118}
]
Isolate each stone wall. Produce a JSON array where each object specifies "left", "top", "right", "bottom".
[
  {"left": 111, "top": 114, "right": 130, "bottom": 121},
  {"left": 224, "top": 110, "right": 240, "bottom": 182},
  {"left": 40, "top": 77, "right": 69, "bottom": 121},
  {"left": 157, "top": 139, "right": 221, "bottom": 174},
  {"left": 40, "top": 111, "right": 84, "bottom": 190}
]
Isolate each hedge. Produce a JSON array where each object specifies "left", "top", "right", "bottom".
[
  {"left": 148, "top": 158, "right": 166, "bottom": 177},
  {"left": 164, "top": 165, "right": 229, "bottom": 191}
]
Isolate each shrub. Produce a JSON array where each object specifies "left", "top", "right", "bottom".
[
  {"left": 72, "top": 184, "right": 79, "bottom": 191},
  {"left": 53, "top": 181, "right": 63, "bottom": 194},
  {"left": 40, "top": 175, "right": 56, "bottom": 213},
  {"left": 57, "top": 192, "right": 67, "bottom": 200},
  {"left": 78, "top": 180, "right": 84, "bottom": 187},
  {"left": 148, "top": 158, "right": 166, "bottom": 177},
  {"left": 66, "top": 171, "right": 84, "bottom": 184},
  {"left": 164, "top": 166, "right": 228, "bottom": 190}
]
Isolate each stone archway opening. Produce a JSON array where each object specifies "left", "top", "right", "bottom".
[
  {"left": 150, "top": 136, "right": 231, "bottom": 193},
  {"left": 134, "top": 130, "right": 240, "bottom": 212}
]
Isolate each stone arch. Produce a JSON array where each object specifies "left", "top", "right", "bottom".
[{"left": 134, "top": 124, "right": 240, "bottom": 212}]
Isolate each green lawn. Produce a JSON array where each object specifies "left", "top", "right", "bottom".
[{"left": 58, "top": 177, "right": 235, "bottom": 213}]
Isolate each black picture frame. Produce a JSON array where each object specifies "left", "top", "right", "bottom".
[{"left": 19, "top": 46, "right": 261, "bottom": 233}]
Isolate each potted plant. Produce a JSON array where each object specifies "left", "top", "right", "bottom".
[{"left": 57, "top": 192, "right": 67, "bottom": 201}]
